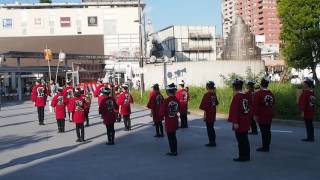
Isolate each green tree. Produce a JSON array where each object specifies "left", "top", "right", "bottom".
[
  {"left": 278, "top": 0, "right": 320, "bottom": 84},
  {"left": 40, "top": 0, "right": 52, "bottom": 3}
]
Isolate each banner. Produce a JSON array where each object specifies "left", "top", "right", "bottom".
[{"left": 60, "top": 17, "right": 71, "bottom": 27}]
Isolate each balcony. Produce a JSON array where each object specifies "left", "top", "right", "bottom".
[
  {"left": 189, "top": 32, "right": 213, "bottom": 40},
  {"left": 182, "top": 44, "right": 213, "bottom": 53}
]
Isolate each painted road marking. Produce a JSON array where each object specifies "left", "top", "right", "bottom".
[{"left": 189, "top": 125, "right": 293, "bottom": 133}]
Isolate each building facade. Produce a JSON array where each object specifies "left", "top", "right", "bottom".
[
  {"left": 0, "top": 2, "right": 143, "bottom": 57},
  {"left": 221, "top": 0, "right": 237, "bottom": 40},
  {"left": 236, "top": 0, "right": 281, "bottom": 45},
  {"left": 222, "top": 0, "right": 281, "bottom": 60},
  {"left": 0, "top": 1, "right": 144, "bottom": 100},
  {"left": 155, "top": 25, "right": 216, "bottom": 61}
]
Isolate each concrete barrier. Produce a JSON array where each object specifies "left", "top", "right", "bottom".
[{"left": 143, "top": 60, "right": 265, "bottom": 88}]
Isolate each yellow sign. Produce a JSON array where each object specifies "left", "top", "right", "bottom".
[{"left": 44, "top": 48, "right": 53, "bottom": 61}]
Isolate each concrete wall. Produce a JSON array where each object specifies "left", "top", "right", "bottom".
[{"left": 143, "top": 60, "right": 265, "bottom": 88}]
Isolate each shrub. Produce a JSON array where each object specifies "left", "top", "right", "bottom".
[
  {"left": 131, "top": 84, "right": 320, "bottom": 122},
  {"left": 220, "top": 67, "right": 264, "bottom": 87}
]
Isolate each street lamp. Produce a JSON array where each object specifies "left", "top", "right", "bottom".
[
  {"left": 138, "top": 0, "right": 145, "bottom": 97},
  {"left": 56, "top": 50, "right": 66, "bottom": 84}
]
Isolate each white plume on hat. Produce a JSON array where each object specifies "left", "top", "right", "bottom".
[
  {"left": 102, "top": 78, "right": 108, "bottom": 84},
  {"left": 97, "top": 78, "right": 103, "bottom": 83},
  {"left": 122, "top": 83, "right": 129, "bottom": 88},
  {"left": 178, "top": 80, "right": 185, "bottom": 85}
]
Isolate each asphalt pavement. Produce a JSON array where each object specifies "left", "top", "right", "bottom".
[{"left": 0, "top": 100, "right": 319, "bottom": 180}]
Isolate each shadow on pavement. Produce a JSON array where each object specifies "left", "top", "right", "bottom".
[
  {"left": 0, "top": 120, "right": 35, "bottom": 128},
  {"left": 0, "top": 112, "right": 37, "bottom": 119},
  {"left": 0, "top": 106, "right": 35, "bottom": 112},
  {"left": 0, "top": 145, "right": 78, "bottom": 170},
  {"left": 131, "top": 108, "right": 149, "bottom": 114},
  {"left": 0, "top": 135, "right": 53, "bottom": 152}
]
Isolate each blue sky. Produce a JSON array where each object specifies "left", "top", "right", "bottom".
[{"left": 1, "top": 0, "right": 222, "bottom": 34}]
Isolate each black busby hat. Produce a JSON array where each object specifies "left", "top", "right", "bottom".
[
  {"left": 101, "top": 87, "right": 111, "bottom": 95},
  {"left": 232, "top": 79, "right": 244, "bottom": 89},
  {"left": 247, "top": 80, "right": 255, "bottom": 87},
  {"left": 74, "top": 89, "right": 81, "bottom": 97},
  {"left": 166, "top": 83, "right": 177, "bottom": 90},
  {"left": 304, "top": 77, "right": 314, "bottom": 88},
  {"left": 206, "top": 81, "right": 215, "bottom": 89},
  {"left": 261, "top": 76, "right": 270, "bottom": 88},
  {"left": 152, "top": 83, "right": 160, "bottom": 90}
]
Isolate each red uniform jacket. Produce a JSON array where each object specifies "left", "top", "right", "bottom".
[
  {"left": 114, "top": 92, "right": 121, "bottom": 113},
  {"left": 94, "top": 84, "right": 104, "bottom": 97},
  {"left": 117, "top": 90, "right": 134, "bottom": 116},
  {"left": 245, "top": 89, "right": 255, "bottom": 119},
  {"left": 98, "top": 95, "right": 106, "bottom": 107},
  {"left": 32, "top": 84, "right": 48, "bottom": 107},
  {"left": 84, "top": 93, "right": 92, "bottom": 109},
  {"left": 298, "top": 90, "right": 316, "bottom": 120},
  {"left": 51, "top": 92, "right": 67, "bottom": 120},
  {"left": 253, "top": 89, "right": 275, "bottom": 125},
  {"left": 63, "top": 85, "right": 75, "bottom": 113},
  {"left": 228, "top": 92, "right": 251, "bottom": 133},
  {"left": 199, "top": 91, "right": 219, "bottom": 123},
  {"left": 81, "top": 94, "right": 90, "bottom": 114},
  {"left": 176, "top": 89, "right": 190, "bottom": 113},
  {"left": 99, "top": 96, "right": 119, "bottom": 125},
  {"left": 149, "top": 90, "right": 156, "bottom": 99},
  {"left": 159, "top": 96, "right": 180, "bottom": 133},
  {"left": 147, "top": 92, "right": 164, "bottom": 123},
  {"left": 69, "top": 97, "right": 88, "bottom": 124}
]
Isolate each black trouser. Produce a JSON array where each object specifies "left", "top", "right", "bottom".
[
  {"left": 180, "top": 113, "right": 188, "bottom": 128},
  {"left": 85, "top": 111, "right": 89, "bottom": 125},
  {"left": 155, "top": 121, "right": 164, "bottom": 136},
  {"left": 167, "top": 131, "right": 177, "bottom": 153},
  {"left": 68, "top": 112, "right": 72, "bottom": 121},
  {"left": 57, "top": 119, "right": 65, "bottom": 132},
  {"left": 123, "top": 115, "right": 131, "bottom": 130},
  {"left": 235, "top": 132, "right": 250, "bottom": 160},
  {"left": 250, "top": 118, "right": 258, "bottom": 133},
  {"left": 206, "top": 122, "right": 216, "bottom": 144},
  {"left": 106, "top": 124, "right": 115, "bottom": 143},
  {"left": 37, "top": 107, "right": 45, "bottom": 124},
  {"left": 304, "top": 119, "right": 315, "bottom": 140},
  {"left": 259, "top": 123, "right": 271, "bottom": 149},
  {"left": 76, "top": 123, "right": 85, "bottom": 141},
  {"left": 116, "top": 113, "right": 121, "bottom": 122}
]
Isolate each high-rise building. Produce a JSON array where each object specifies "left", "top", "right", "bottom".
[
  {"left": 236, "top": 0, "right": 281, "bottom": 45},
  {"left": 221, "top": 0, "right": 281, "bottom": 60},
  {"left": 221, "top": 0, "right": 237, "bottom": 40}
]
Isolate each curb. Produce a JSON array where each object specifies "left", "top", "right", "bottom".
[
  {"left": 119, "top": 104, "right": 320, "bottom": 128},
  {"left": 190, "top": 109, "right": 320, "bottom": 128}
]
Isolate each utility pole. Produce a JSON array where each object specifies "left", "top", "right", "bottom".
[{"left": 138, "top": 0, "right": 145, "bottom": 97}]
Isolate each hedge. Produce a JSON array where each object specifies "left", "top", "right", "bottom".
[{"left": 131, "top": 83, "right": 320, "bottom": 121}]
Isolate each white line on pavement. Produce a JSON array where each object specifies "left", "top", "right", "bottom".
[
  {"left": 189, "top": 125, "right": 221, "bottom": 130},
  {"left": 189, "top": 125, "right": 293, "bottom": 133}
]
